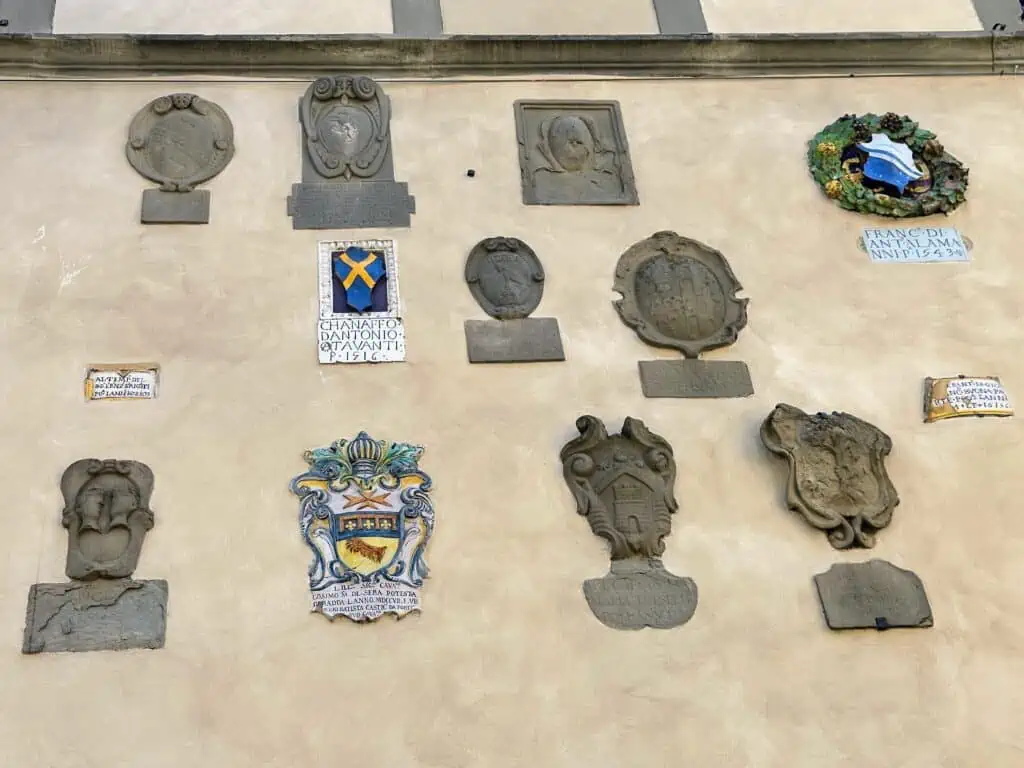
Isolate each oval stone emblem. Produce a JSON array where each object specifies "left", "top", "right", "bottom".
[
  {"left": 633, "top": 254, "right": 727, "bottom": 342},
  {"left": 465, "top": 237, "right": 545, "bottom": 320}
]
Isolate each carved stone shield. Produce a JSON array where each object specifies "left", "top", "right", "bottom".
[
  {"left": 126, "top": 93, "right": 234, "bottom": 192},
  {"left": 761, "top": 403, "right": 899, "bottom": 549},
  {"left": 300, "top": 76, "right": 390, "bottom": 181},
  {"left": 614, "top": 231, "right": 747, "bottom": 358},
  {"left": 465, "top": 237, "right": 544, "bottom": 320},
  {"left": 560, "top": 415, "right": 697, "bottom": 630}
]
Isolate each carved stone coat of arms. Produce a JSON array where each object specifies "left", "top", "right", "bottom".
[
  {"left": 761, "top": 404, "right": 899, "bottom": 549},
  {"left": 560, "top": 416, "right": 697, "bottom": 630},
  {"left": 291, "top": 432, "right": 434, "bottom": 622}
]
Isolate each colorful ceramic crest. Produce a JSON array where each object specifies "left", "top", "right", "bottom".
[
  {"left": 290, "top": 433, "right": 434, "bottom": 622},
  {"left": 808, "top": 113, "right": 968, "bottom": 217}
]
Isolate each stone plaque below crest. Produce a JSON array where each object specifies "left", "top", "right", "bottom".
[
  {"left": 464, "top": 318, "right": 564, "bottom": 363},
  {"left": 142, "top": 189, "right": 210, "bottom": 224},
  {"left": 288, "top": 182, "right": 415, "bottom": 230},
  {"left": 814, "top": 560, "right": 932, "bottom": 631},
  {"left": 639, "top": 360, "right": 753, "bottom": 398},
  {"left": 23, "top": 580, "right": 168, "bottom": 654},
  {"left": 584, "top": 559, "right": 697, "bottom": 631}
]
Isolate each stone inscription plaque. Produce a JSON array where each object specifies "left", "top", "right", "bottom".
[
  {"left": 583, "top": 559, "right": 698, "bottom": 631},
  {"left": 561, "top": 415, "right": 698, "bottom": 630},
  {"left": 514, "top": 100, "right": 638, "bottom": 206},
  {"left": 142, "top": 189, "right": 210, "bottom": 224},
  {"left": 639, "top": 360, "right": 753, "bottom": 398},
  {"left": 814, "top": 560, "right": 932, "bottom": 630},
  {"left": 464, "top": 318, "right": 565, "bottom": 363},
  {"left": 85, "top": 364, "right": 159, "bottom": 400},
  {"left": 861, "top": 227, "right": 969, "bottom": 263},
  {"left": 23, "top": 580, "right": 168, "bottom": 654},
  {"left": 924, "top": 376, "right": 1013, "bottom": 422},
  {"left": 287, "top": 182, "right": 415, "bottom": 230},
  {"left": 318, "top": 239, "right": 405, "bottom": 364}
]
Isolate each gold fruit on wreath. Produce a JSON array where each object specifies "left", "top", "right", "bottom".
[
  {"left": 824, "top": 180, "right": 842, "bottom": 199},
  {"left": 816, "top": 141, "right": 839, "bottom": 157}
]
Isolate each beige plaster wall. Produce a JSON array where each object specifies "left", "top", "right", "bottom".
[
  {"left": 0, "top": 75, "right": 1022, "bottom": 767},
  {"left": 440, "top": 0, "right": 659, "bottom": 35},
  {"left": 52, "top": 0, "right": 394, "bottom": 34},
  {"left": 702, "top": 0, "right": 983, "bottom": 32}
]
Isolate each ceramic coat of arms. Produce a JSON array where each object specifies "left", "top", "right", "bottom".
[
  {"left": 560, "top": 415, "right": 697, "bottom": 630},
  {"left": 291, "top": 433, "right": 434, "bottom": 622},
  {"left": 808, "top": 113, "right": 968, "bottom": 217},
  {"left": 125, "top": 93, "right": 234, "bottom": 224},
  {"left": 613, "top": 231, "right": 752, "bottom": 398},
  {"left": 761, "top": 404, "right": 899, "bottom": 549},
  {"left": 463, "top": 236, "right": 565, "bottom": 363}
]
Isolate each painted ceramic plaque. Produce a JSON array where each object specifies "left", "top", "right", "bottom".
[
  {"left": 761, "top": 404, "right": 899, "bottom": 549},
  {"left": 463, "top": 236, "right": 565, "bottom": 363},
  {"left": 613, "top": 231, "right": 752, "bottom": 398},
  {"left": 290, "top": 433, "right": 434, "bottom": 622},
  {"left": 125, "top": 93, "right": 234, "bottom": 224},
  {"left": 814, "top": 560, "right": 933, "bottom": 631},
  {"left": 924, "top": 376, "right": 1013, "bottom": 422},
  {"left": 85, "top": 364, "right": 159, "bottom": 400},
  {"left": 808, "top": 112, "right": 968, "bottom": 217},
  {"left": 860, "top": 227, "right": 969, "bottom": 263},
  {"left": 560, "top": 415, "right": 697, "bottom": 630},
  {"left": 318, "top": 239, "right": 405, "bottom": 363},
  {"left": 514, "top": 100, "right": 638, "bottom": 206}
]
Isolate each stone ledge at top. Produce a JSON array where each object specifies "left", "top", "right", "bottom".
[{"left": 0, "top": 31, "right": 1018, "bottom": 78}]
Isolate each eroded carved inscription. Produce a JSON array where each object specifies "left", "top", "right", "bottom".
[
  {"left": 814, "top": 560, "right": 932, "bottom": 630},
  {"left": 761, "top": 404, "right": 899, "bottom": 549},
  {"left": 560, "top": 415, "right": 697, "bottom": 630},
  {"left": 514, "top": 100, "right": 638, "bottom": 206}
]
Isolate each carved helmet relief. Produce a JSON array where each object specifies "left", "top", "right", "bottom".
[
  {"left": 301, "top": 75, "right": 390, "bottom": 181},
  {"left": 464, "top": 237, "right": 545, "bottom": 320},
  {"left": 61, "top": 459, "right": 155, "bottom": 580},
  {"left": 613, "top": 231, "right": 748, "bottom": 358},
  {"left": 760, "top": 404, "right": 899, "bottom": 549},
  {"left": 126, "top": 93, "right": 234, "bottom": 192}
]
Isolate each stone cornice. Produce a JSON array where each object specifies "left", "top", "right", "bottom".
[{"left": 0, "top": 32, "right": 1019, "bottom": 79}]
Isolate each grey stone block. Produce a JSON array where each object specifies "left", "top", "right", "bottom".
[
  {"left": 464, "top": 318, "right": 565, "bottom": 363},
  {"left": 287, "top": 182, "right": 415, "bottom": 229},
  {"left": 639, "top": 359, "right": 753, "bottom": 398},
  {"left": 392, "top": 0, "right": 443, "bottom": 37},
  {"left": 141, "top": 189, "right": 210, "bottom": 224},
  {"left": 583, "top": 559, "right": 698, "bottom": 631},
  {"left": 653, "top": 0, "right": 709, "bottom": 34},
  {"left": 23, "top": 579, "right": 168, "bottom": 654},
  {"left": 814, "top": 560, "right": 932, "bottom": 630},
  {"left": 514, "top": 100, "right": 638, "bottom": 206},
  {"left": 0, "top": 0, "right": 56, "bottom": 33}
]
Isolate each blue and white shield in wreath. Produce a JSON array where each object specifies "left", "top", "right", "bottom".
[
  {"left": 290, "top": 432, "right": 434, "bottom": 621},
  {"left": 856, "top": 133, "right": 923, "bottom": 195}
]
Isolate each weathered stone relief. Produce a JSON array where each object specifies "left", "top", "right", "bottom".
[
  {"left": 514, "top": 100, "right": 638, "bottom": 206},
  {"left": 613, "top": 231, "right": 753, "bottom": 397},
  {"left": 290, "top": 432, "right": 435, "bottom": 622},
  {"left": 761, "top": 404, "right": 899, "bottom": 549},
  {"left": 288, "top": 75, "right": 415, "bottom": 229},
  {"left": 463, "top": 237, "right": 565, "bottom": 363},
  {"left": 23, "top": 459, "right": 167, "bottom": 654},
  {"left": 814, "top": 560, "right": 933, "bottom": 630},
  {"left": 126, "top": 93, "right": 234, "bottom": 224},
  {"left": 560, "top": 415, "right": 697, "bottom": 630}
]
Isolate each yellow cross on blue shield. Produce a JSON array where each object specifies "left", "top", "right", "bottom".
[{"left": 333, "top": 246, "right": 386, "bottom": 312}]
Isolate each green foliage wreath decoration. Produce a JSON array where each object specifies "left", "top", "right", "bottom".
[{"left": 808, "top": 112, "right": 968, "bottom": 218}]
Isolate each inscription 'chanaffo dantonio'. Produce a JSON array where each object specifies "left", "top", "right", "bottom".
[
  {"left": 23, "top": 459, "right": 168, "bottom": 654},
  {"left": 560, "top": 415, "right": 697, "bottom": 630},
  {"left": 614, "top": 231, "right": 752, "bottom": 398},
  {"left": 318, "top": 239, "right": 405, "bottom": 364},
  {"left": 291, "top": 432, "right": 434, "bottom": 622},
  {"left": 761, "top": 404, "right": 899, "bottom": 550}
]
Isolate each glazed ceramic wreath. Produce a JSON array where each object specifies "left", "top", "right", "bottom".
[{"left": 808, "top": 112, "right": 968, "bottom": 217}]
